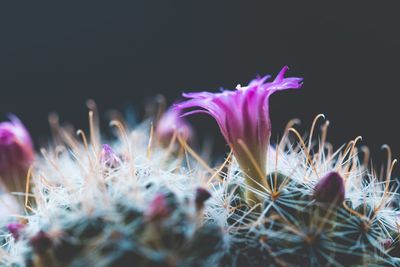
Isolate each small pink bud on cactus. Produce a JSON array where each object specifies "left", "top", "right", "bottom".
[
  {"left": 195, "top": 187, "right": 211, "bottom": 209},
  {"left": 381, "top": 238, "right": 393, "bottom": 250},
  {"left": 7, "top": 222, "right": 25, "bottom": 240},
  {"left": 100, "top": 144, "right": 121, "bottom": 168},
  {"left": 29, "top": 231, "right": 53, "bottom": 254},
  {"left": 29, "top": 231, "right": 60, "bottom": 267},
  {"left": 0, "top": 115, "right": 34, "bottom": 193},
  {"left": 156, "top": 106, "right": 193, "bottom": 147},
  {"left": 177, "top": 67, "right": 302, "bottom": 205},
  {"left": 145, "top": 192, "right": 173, "bottom": 221},
  {"left": 314, "top": 171, "right": 345, "bottom": 206}
]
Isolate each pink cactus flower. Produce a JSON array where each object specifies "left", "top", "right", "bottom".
[{"left": 176, "top": 67, "right": 302, "bottom": 204}]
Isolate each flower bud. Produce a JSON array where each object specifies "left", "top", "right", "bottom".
[
  {"left": 145, "top": 192, "right": 177, "bottom": 221},
  {"left": 30, "top": 231, "right": 53, "bottom": 254},
  {"left": 7, "top": 222, "right": 25, "bottom": 240},
  {"left": 0, "top": 115, "right": 34, "bottom": 193},
  {"left": 100, "top": 144, "right": 121, "bottom": 168},
  {"left": 381, "top": 238, "right": 393, "bottom": 251},
  {"left": 195, "top": 187, "right": 211, "bottom": 209},
  {"left": 29, "top": 231, "right": 59, "bottom": 267},
  {"left": 156, "top": 106, "right": 193, "bottom": 148},
  {"left": 314, "top": 171, "right": 345, "bottom": 206}
]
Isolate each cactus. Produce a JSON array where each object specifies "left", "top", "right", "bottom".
[{"left": 0, "top": 68, "right": 399, "bottom": 266}]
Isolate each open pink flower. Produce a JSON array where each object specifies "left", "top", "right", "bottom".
[
  {"left": 0, "top": 115, "right": 34, "bottom": 174},
  {"left": 176, "top": 67, "right": 302, "bottom": 203}
]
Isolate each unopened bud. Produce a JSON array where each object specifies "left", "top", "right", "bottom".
[
  {"left": 156, "top": 107, "right": 193, "bottom": 148},
  {"left": 7, "top": 222, "right": 25, "bottom": 240},
  {"left": 145, "top": 192, "right": 177, "bottom": 221},
  {"left": 195, "top": 187, "right": 211, "bottom": 209},
  {"left": 381, "top": 238, "right": 393, "bottom": 250},
  {"left": 314, "top": 171, "right": 345, "bottom": 206},
  {"left": 29, "top": 231, "right": 53, "bottom": 254},
  {"left": 100, "top": 144, "right": 121, "bottom": 168},
  {"left": 0, "top": 115, "right": 34, "bottom": 193}
]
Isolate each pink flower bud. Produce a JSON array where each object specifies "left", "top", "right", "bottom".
[
  {"left": 145, "top": 192, "right": 175, "bottom": 221},
  {"left": 29, "top": 231, "right": 53, "bottom": 254},
  {"left": 0, "top": 115, "right": 34, "bottom": 193},
  {"left": 195, "top": 187, "right": 211, "bottom": 209},
  {"left": 156, "top": 106, "right": 193, "bottom": 147},
  {"left": 100, "top": 144, "right": 121, "bottom": 168},
  {"left": 0, "top": 115, "right": 34, "bottom": 173},
  {"left": 7, "top": 222, "right": 25, "bottom": 240},
  {"left": 381, "top": 238, "right": 393, "bottom": 250},
  {"left": 314, "top": 171, "right": 345, "bottom": 206}
]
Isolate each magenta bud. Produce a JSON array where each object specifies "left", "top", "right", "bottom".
[
  {"left": 381, "top": 238, "right": 393, "bottom": 250},
  {"left": 195, "top": 187, "right": 211, "bottom": 209},
  {"left": 156, "top": 106, "right": 193, "bottom": 147},
  {"left": 100, "top": 144, "right": 121, "bottom": 168},
  {"left": 29, "top": 231, "right": 53, "bottom": 254},
  {"left": 0, "top": 115, "right": 34, "bottom": 174},
  {"left": 314, "top": 171, "right": 345, "bottom": 206},
  {"left": 7, "top": 222, "right": 25, "bottom": 240},
  {"left": 145, "top": 193, "right": 173, "bottom": 221}
]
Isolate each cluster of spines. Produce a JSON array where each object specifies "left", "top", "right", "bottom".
[
  {"left": 2, "top": 187, "right": 224, "bottom": 267},
  {"left": 0, "top": 68, "right": 399, "bottom": 266},
  {"left": 1, "top": 115, "right": 399, "bottom": 267}
]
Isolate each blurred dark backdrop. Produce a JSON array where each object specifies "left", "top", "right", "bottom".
[{"left": 0, "top": 1, "right": 399, "bottom": 169}]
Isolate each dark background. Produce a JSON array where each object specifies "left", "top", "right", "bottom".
[{"left": 0, "top": 1, "right": 399, "bottom": 172}]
